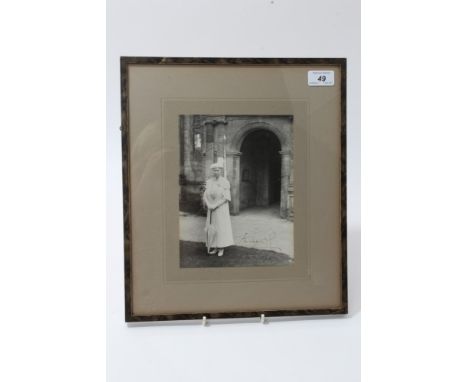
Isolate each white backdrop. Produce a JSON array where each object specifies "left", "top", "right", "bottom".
[{"left": 107, "top": 1, "right": 360, "bottom": 381}]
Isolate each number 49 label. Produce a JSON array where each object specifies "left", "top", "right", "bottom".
[{"left": 308, "top": 70, "right": 335, "bottom": 86}]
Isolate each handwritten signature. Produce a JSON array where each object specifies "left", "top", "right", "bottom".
[{"left": 236, "top": 231, "right": 283, "bottom": 253}]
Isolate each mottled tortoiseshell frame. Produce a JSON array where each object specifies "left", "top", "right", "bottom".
[{"left": 120, "top": 57, "right": 347, "bottom": 322}]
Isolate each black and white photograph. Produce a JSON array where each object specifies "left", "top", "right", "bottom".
[{"left": 179, "top": 115, "right": 294, "bottom": 268}]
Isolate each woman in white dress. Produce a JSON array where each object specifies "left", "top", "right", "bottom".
[{"left": 203, "top": 163, "right": 234, "bottom": 256}]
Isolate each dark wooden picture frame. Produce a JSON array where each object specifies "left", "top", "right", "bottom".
[{"left": 121, "top": 57, "right": 347, "bottom": 322}]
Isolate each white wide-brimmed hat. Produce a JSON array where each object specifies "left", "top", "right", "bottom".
[
  {"left": 210, "top": 158, "right": 224, "bottom": 169},
  {"left": 210, "top": 162, "right": 223, "bottom": 169}
]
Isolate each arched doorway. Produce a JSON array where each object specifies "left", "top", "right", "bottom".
[
  {"left": 225, "top": 118, "right": 293, "bottom": 219},
  {"left": 239, "top": 130, "right": 281, "bottom": 213}
]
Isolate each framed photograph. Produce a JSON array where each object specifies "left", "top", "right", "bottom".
[{"left": 121, "top": 57, "right": 347, "bottom": 322}]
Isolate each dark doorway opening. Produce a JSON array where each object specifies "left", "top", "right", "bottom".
[{"left": 239, "top": 130, "right": 281, "bottom": 211}]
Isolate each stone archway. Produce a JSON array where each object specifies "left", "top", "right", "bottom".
[{"left": 225, "top": 121, "right": 293, "bottom": 218}]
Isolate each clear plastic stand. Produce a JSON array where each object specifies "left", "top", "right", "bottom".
[{"left": 201, "top": 314, "right": 266, "bottom": 326}]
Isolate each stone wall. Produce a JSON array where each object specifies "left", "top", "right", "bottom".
[{"left": 179, "top": 115, "right": 293, "bottom": 219}]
